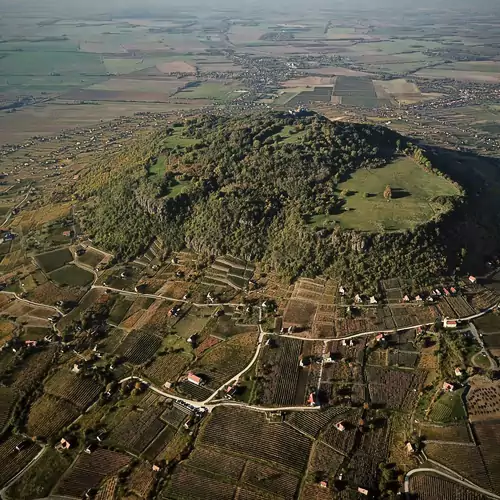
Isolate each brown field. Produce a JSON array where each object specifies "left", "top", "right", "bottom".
[
  {"left": 156, "top": 61, "right": 197, "bottom": 73},
  {"left": 89, "top": 77, "right": 190, "bottom": 93},
  {"left": 0, "top": 435, "right": 42, "bottom": 487},
  {"left": 466, "top": 377, "right": 500, "bottom": 421},
  {"left": 0, "top": 101, "right": 204, "bottom": 145},
  {"left": 283, "top": 299, "right": 317, "bottom": 328},
  {"left": 10, "top": 347, "right": 56, "bottom": 393},
  {"left": 282, "top": 77, "right": 335, "bottom": 87},
  {"left": 418, "top": 423, "right": 472, "bottom": 443},
  {"left": 54, "top": 448, "right": 131, "bottom": 498},
  {"left": 304, "top": 66, "right": 374, "bottom": 77},
  {"left": 200, "top": 407, "right": 312, "bottom": 473},
  {"left": 126, "top": 462, "right": 157, "bottom": 498},
  {"left": 144, "top": 351, "right": 192, "bottom": 385},
  {"left": 410, "top": 473, "right": 491, "bottom": 500},
  {"left": 27, "top": 394, "right": 80, "bottom": 439},
  {"left": 474, "top": 420, "right": 500, "bottom": 494},
  {"left": 415, "top": 69, "right": 500, "bottom": 83},
  {"left": 63, "top": 89, "right": 175, "bottom": 102}
]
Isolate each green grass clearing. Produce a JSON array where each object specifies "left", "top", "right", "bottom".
[
  {"left": 35, "top": 248, "right": 73, "bottom": 273},
  {"left": 49, "top": 264, "right": 94, "bottom": 286},
  {"left": 320, "top": 157, "right": 460, "bottom": 232}
]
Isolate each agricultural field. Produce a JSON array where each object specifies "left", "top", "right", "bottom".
[
  {"left": 0, "top": 387, "right": 16, "bottom": 432},
  {"left": 187, "top": 330, "right": 258, "bottom": 389},
  {"left": 26, "top": 394, "right": 80, "bottom": 439},
  {"left": 49, "top": 264, "right": 94, "bottom": 286},
  {"left": 76, "top": 247, "right": 106, "bottom": 269},
  {"left": 333, "top": 76, "right": 390, "bottom": 108},
  {"left": 34, "top": 247, "right": 73, "bottom": 273},
  {"left": 428, "top": 388, "right": 467, "bottom": 423},
  {"left": 202, "top": 255, "right": 255, "bottom": 290},
  {"left": 418, "top": 422, "right": 472, "bottom": 443},
  {"left": 144, "top": 350, "right": 193, "bottom": 386},
  {"left": 115, "top": 329, "right": 163, "bottom": 365},
  {"left": 126, "top": 461, "right": 157, "bottom": 498},
  {"left": 331, "top": 157, "right": 460, "bottom": 232},
  {"left": 409, "top": 473, "right": 491, "bottom": 500},
  {"left": 466, "top": 377, "right": 500, "bottom": 421},
  {"left": 474, "top": 420, "right": 500, "bottom": 494},
  {"left": 200, "top": 407, "right": 312, "bottom": 473},
  {"left": 54, "top": 448, "right": 131, "bottom": 498},
  {"left": 254, "top": 337, "right": 303, "bottom": 406},
  {"left": 173, "top": 81, "right": 247, "bottom": 102},
  {"left": 5, "top": 447, "right": 73, "bottom": 500},
  {"left": 0, "top": 435, "right": 42, "bottom": 487}
]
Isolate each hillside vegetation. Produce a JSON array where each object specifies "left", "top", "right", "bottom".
[{"left": 79, "top": 111, "right": 468, "bottom": 289}]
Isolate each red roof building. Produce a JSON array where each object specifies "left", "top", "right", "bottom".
[{"left": 187, "top": 372, "right": 202, "bottom": 386}]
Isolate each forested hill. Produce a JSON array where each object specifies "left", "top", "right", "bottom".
[{"left": 80, "top": 111, "right": 470, "bottom": 289}]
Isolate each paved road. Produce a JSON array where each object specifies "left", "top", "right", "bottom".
[
  {"left": 469, "top": 322, "right": 498, "bottom": 370},
  {"left": 1, "top": 185, "right": 33, "bottom": 227},
  {"left": 404, "top": 467, "right": 500, "bottom": 500}
]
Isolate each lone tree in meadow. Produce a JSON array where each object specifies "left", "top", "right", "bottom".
[{"left": 383, "top": 185, "right": 392, "bottom": 201}]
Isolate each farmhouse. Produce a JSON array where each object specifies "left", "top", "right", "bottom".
[
  {"left": 442, "top": 382, "right": 454, "bottom": 392},
  {"left": 335, "top": 421, "right": 346, "bottom": 432},
  {"left": 406, "top": 442, "right": 416, "bottom": 454},
  {"left": 469, "top": 275, "right": 477, "bottom": 284},
  {"left": 370, "top": 296, "right": 377, "bottom": 304},
  {"left": 455, "top": 367, "right": 463, "bottom": 377},
  {"left": 307, "top": 392, "right": 317, "bottom": 406},
  {"left": 319, "top": 480, "right": 328, "bottom": 488},
  {"left": 402, "top": 295, "right": 410, "bottom": 303},
  {"left": 62, "top": 230, "right": 72, "bottom": 237},
  {"left": 444, "top": 318, "right": 458, "bottom": 329},
  {"left": 56, "top": 437, "right": 72, "bottom": 451},
  {"left": 187, "top": 372, "right": 203, "bottom": 386},
  {"left": 358, "top": 487, "right": 369, "bottom": 496}
]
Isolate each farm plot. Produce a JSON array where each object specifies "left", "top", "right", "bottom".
[
  {"left": 126, "top": 461, "right": 157, "bottom": 498},
  {"left": 54, "top": 448, "right": 131, "bottom": 498},
  {"left": 144, "top": 351, "right": 193, "bottom": 386},
  {"left": 44, "top": 371, "right": 102, "bottom": 409},
  {"left": 474, "top": 421, "right": 500, "bottom": 493},
  {"left": 243, "top": 461, "right": 300, "bottom": 499},
  {"left": 308, "top": 441, "right": 345, "bottom": 478},
  {"left": 142, "top": 425, "right": 176, "bottom": 462},
  {"left": 188, "top": 330, "right": 258, "bottom": 389},
  {"left": 76, "top": 247, "right": 105, "bottom": 269},
  {"left": 107, "top": 404, "right": 166, "bottom": 455},
  {"left": 163, "top": 464, "right": 236, "bottom": 500},
  {"left": 429, "top": 389, "right": 467, "bottom": 423},
  {"left": 388, "top": 350, "right": 420, "bottom": 368},
  {"left": 0, "top": 387, "right": 15, "bottom": 432},
  {"left": 283, "top": 299, "right": 317, "bottom": 329},
  {"left": 26, "top": 394, "right": 80, "bottom": 439},
  {"left": 49, "top": 264, "right": 94, "bottom": 286},
  {"left": 466, "top": 378, "right": 500, "bottom": 421},
  {"left": 418, "top": 422, "right": 472, "bottom": 443},
  {"left": 116, "top": 329, "right": 163, "bottom": 364},
  {"left": 287, "top": 406, "right": 351, "bottom": 438},
  {"left": 367, "top": 366, "right": 424, "bottom": 411},
  {"left": 474, "top": 313, "right": 500, "bottom": 333},
  {"left": 321, "top": 409, "right": 362, "bottom": 455},
  {"left": 286, "top": 87, "right": 333, "bottom": 107},
  {"left": 35, "top": 247, "right": 73, "bottom": 273},
  {"left": 27, "top": 280, "right": 85, "bottom": 306},
  {"left": 10, "top": 346, "right": 56, "bottom": 393},
  {"left": 200, "top": 407, "right": 312, "bottom": 474},
  {"left": 0, "top": 435, "right": 42, "bottom": 487},
  {"left": 173, "top": 306, "right": 212, "bottom": 339},
  {"left": 160, "top": 404, "right": 190, "bottom": 428},
  {"left": 424, "top": 443, "right": 492, "bottom": 490},
  {"left": 202, "top": 255, "right": 254, "bottom": 290},
  {"left": 185, "top": 446, "right": 246, "bottom": 480},
  {"left": 95, "top": 476, "right": 118, "bottom": 500},
  {"left": 108, "top": 296, "right": 134, "bottom": 325},
  {"left": 409, "top": 473, "right": 491, "bottom": 500},
  {"left": 255, "top": 337, "right": 302, "bottom": 406},
  {"left": 445, "top": 296, "right": 475, "bottom": 318},
  {"left": 176, "top": 380, "right": 213, "bottom": 401},
  {"left": 333, "top": 76, "right": 389, "bottom": 108}
]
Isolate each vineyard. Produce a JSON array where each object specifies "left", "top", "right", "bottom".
[
  {"left": 255, "top": 337, "right": 302, "bottom": 406},
  {"left": 10, "top": 346, "right": 56, "bottom": 393},
  {"left": 200, "top": 407, "right": 312, "bottom": 473},
  {"left": 177, "top": 380, "right": 213, "bottom": 401},
  {"left": 0, "top": 387, "right": 15, "bottom": 432},
  {"left": 163, "top": 464, "right": 236, "bottom": 500},
  {"left": 409, "top": 473, "right": 491, "bottom": 499},
  {"left": 95, "top": 476, "right": 119, "bottom": 500},
  {"left": 0, "top": 435, "right": 41, "bottom": 487},
  {"left": 143, "top": 426, "right": 176, "bottom": 462},
  {"left": 446, "top": 296, "right": 476, "bottom": 317},
  {"left": 44, "top": 371, "right": 102, "bottom": 409},
  {"left": 467, "top": 378, "right": 500, "bottom": 421},
  {"left": 418, "top": 422, "right": 472, "bottom": 442},
  {"left": 367, "top": 366, "right": 421, "bottom": 410},
  {"left": 287, "top": 406, "right": 351, "bottom": 438},
  {"left": 186, "top": 446, "right": 246, "bottom": 480},
  {"left": 189, "top": 330, "right": 258, "bottom": 389},
  {"left": 127, "top": 462, "right": 157, "bottom": 498},
  {"left": 474, "top": 421, "right": 500, "bottom": 493},
  {"left": 308, "top": 441, "right": 344, "bottom": 477},
  {"left": 321, "top": 409, "right": 361, "bottom": 454},
  {"left": 424, "top": 443, "right": 493, "bottom": 489},
  {"left": 116, "top": 329, "right": 163, "bottom": 364},
  {"left": 54, "top": 448, "right": 131, "bottom": 498},
  {"left": 160, "top": 404, "right": 190, "bottom": 428},
  {"left": 144, "top": 351, "right": 192, "bottom": 386},
  {"left": 27, "top": 394, "right": 80, "bottom": 439},
  {"left": 107, "top": 404, "right": 166, "bottom": 454},
  {"left": 242, "top": 461, "right": 300, "bottom": 499},
  {"left": 388, "top": 350, "right": 420, "bottom": 368}
]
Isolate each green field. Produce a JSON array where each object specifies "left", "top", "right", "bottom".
[
  {"left": 175, "top": 81, "right": 247, "bottom": 101},
  {"left": 312, "top": 157, "right": 460, "bottom": 232},
  {"left": 35, "top": 248, "right": 73, "bottom": 273},
  {"left": 49, "top": 264, "right": 94, "bottom": 286}
]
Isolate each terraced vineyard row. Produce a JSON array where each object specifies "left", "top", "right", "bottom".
[{"left": 273, "top": 338, "right": 302, "bottom": 406}]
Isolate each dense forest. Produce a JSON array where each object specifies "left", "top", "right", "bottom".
[{"left": 78, "top": 111, "right": 487, "bottom": 289}]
